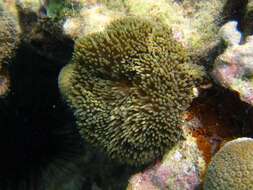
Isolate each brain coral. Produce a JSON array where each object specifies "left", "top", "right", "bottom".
[
  {"left": 204, "top": 138, "right": 253, "bottom": 190},
  {"left": 59, "top": 17, "right": 205, "bottom": 165}
]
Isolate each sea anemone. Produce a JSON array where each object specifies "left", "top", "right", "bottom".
[
  {"left": 0, "top": 5, "right": 20, "bottom": 68},
  {"left": 0, "top": 4, "right": 20, "bottom": 97},
  {"left": 59, "top": 16, "right": 205, "bottom": 165}
]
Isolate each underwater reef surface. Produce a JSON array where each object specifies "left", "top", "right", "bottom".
[{"left": 0, "top": 0, "right": 253, "bottom": 190}]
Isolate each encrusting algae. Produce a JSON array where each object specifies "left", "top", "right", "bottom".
[{"left": 59, "top": 16, "right": 205, "bottom": 165}]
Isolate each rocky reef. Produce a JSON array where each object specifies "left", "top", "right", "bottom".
[
  {"left": 1, "top": 0, "right": 253, "bottom": 189},
  {"left": 127, "top": 135, "right": 206, "bottom": 190},
  {"left": 212, "top": 21, "right": 253, "bottom": 106}
]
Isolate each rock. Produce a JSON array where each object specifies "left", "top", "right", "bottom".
[
  {"left": 212, "top": 21, "right": 253, "bottom": 105},
  {"left": 63, "top": 3, "right": 122, "bottom": 39},
  {"left": 218, "top": 21, "right": 241, "bottom": 46},
  {"left": 127, "top": 135, "right": 206, "bottom": 190}
]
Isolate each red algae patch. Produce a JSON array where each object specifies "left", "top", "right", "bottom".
[{"left": 185, "top": 89, "right": 252, "bottom": 164}]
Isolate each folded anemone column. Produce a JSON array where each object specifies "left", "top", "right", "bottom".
[{"left": 58, "top": 16, "right": 206, "bottom": 165}]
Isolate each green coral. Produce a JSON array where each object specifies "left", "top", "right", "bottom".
[
  {"left": 46, "top": 0, "right": 81, "bottom": 19},
  {"left": 204, "top": 138, "right": 253, "bottom": 190},
  {"left": 59, "top": 17, "right": 205, "bottom": 165}
]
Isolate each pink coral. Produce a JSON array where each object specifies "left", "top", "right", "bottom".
[{"left": 212, "top": 22, "right": 253, "bottom": 105}]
